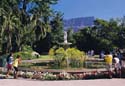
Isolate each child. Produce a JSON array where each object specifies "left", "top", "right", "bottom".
[
  {"left": 6, "top": 53, "right": 13, "bottom": 78},
  {"left": 13, "top": 55, "right": 21, "bottom": 79}
]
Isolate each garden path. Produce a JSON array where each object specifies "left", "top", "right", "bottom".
[{"left": 0, "top": 79, "right": 125, "bottom": 86}]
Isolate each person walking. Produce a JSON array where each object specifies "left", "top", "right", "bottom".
[
  {"left": 113, "top": 55, "right": 121, "bottom": 78},
  {"left": 6, "top": 53, "right": 13, "bottom": 78},
  {"left": 104, "top": 51, "right": 113, "bottom": 78},
  {"left": 13, "top": 55, "right": 21, "bottom": 79}
]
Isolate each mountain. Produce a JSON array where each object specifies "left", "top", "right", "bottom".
[{"left": 63, "top": 16, "right": 95, "bottom": 31}]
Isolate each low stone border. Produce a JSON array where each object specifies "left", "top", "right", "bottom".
[
  {"left": 1, "top": 67, "right": 125, "bottom": 80},
  {"left": 0, "top": 70, "right": 122, "bottom": 80}
]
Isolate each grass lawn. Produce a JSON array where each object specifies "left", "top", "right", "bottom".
[{"left": 37, "top": 55, "right": 53, "bottom": 60}]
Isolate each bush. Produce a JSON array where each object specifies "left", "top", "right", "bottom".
[
  {"left": 22, "top": 45, "right": 33, "bottom": 52},
  {"left": 66, "top": 48, "right": 85, "bottom": 68},
  {"left": 14, "top": 51, "right": 36, "bottom": 60},
  {"left": 13, "top": 45, "right": 37, "bottom": 60},
  {"left": 54, "top": 47, "right": 66, "bottom": 68},
  {"left": 48, "top": 48, "right": 55, "bottom": 58},
  {"left": 49, "top": 47, "right": 86, "bottom": 68}
]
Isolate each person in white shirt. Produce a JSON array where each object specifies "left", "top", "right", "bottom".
[{"left": 113, "top": 56, "right": 121, "bottom": 77}]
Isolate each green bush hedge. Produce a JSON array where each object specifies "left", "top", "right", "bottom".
[
  {"left": 14, "top": 51, "right": 36, "bottom": 60},
  {"left": 49, "top": 47, "right": 86, "bottom": 68},
  {"left": 14, "top": 45, "right": 37, "bottom": 60}
]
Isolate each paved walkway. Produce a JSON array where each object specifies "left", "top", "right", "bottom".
[{"left": 0, "top": 79, "right": 125, "bottom": 86}]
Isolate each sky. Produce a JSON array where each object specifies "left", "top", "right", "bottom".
[{"left": 53, "top": 0, "right": 125, "bottom": 20}]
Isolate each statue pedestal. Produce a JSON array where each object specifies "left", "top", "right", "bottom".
[{"left": 58, "top": 42, "right": 72, "bottom": 50}]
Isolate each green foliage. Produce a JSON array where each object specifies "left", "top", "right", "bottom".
[
  {"left": 50, "top": 12, "right": 64, "bottom": 46},
  {"left": 50, "top": 47, "right": 86, "bottom": 68},
  {"left": 54, "top": 47, "right": 66, "bottom": 68},
  {"left": 48, "top": 48, "right": 55, "bottom": 58},
  {"left": 0, "top": 0, "right": 60, "bottom": 54},
  {"left": 22, "top": 45, "right": 33, "bottom": 52},
  {"left": 12, "top": 45, "right": 36, "bottom": 60},
  {"left": 14, "top": 51, "right": 35, "bottom": 60},
  {"left": 74, "top": 18, "right": 125, "bottom": 53},
  {"left": 0, "top": 0, "right": 125, "bottom": 55},
  {"left": 66, "top": 48, "right": 85, "bottom": 59},
  {"left": 66, "top": 48, "right": 85, "bottom": 68},
  {"left": 67, "top": 28, "right": 76, "bottom": 46}
]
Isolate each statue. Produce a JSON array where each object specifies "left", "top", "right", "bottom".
[
  {"left": 58, "top": 30, "right": 72, "bottom": 49},
  {"left": 64, "top": 31, "right": 68, "bottom": 43}
]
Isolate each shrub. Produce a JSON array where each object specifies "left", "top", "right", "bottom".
[
  {"left": 54, "top": 47, "right": 66, "bottom": 68},
  {"left": 13, "top": 45, "right": 37, "bottom": 60},
  {"left": 66, "top": 48, "right": 85, "bottom": 68},
  {"left": 14, "top": 51, "right": 36, "bottom": 60},
  {"left": 48, "top": 48, "right": 55, "bottom": 58},
  {"left": 22, "top": 45, "right": 33, "bottom": 52},
  {"left": 49, "top": 47, "right": 86, "bottom": 68}
]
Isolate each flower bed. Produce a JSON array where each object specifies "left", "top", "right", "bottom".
[
  {"left": 17, "top": 71, "right": 115, "bottom": 80},
  {"left": 1, "top": 69, "right": 125, "bottom": 80}
]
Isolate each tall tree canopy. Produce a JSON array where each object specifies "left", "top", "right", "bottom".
[
  {"left": 74, "top": 18, "right": 125, "bottom": 53},
  {"left": 0, "top": 0, "right": 61, "bottom": 54}
]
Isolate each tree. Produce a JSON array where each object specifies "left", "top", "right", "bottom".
[
  {"left": 50, "top": 11, "right": 64, "bottom": 47},
  {"left": 0, "top": 0, "right": 20, "bottom": 53},
  {"left": 0, "top": 0, "right": 60, "bottom": 54},
  {"left": 67, "top": 28, "right": 76, "bottom": 46},
  {"left": 73, "top": 18, "right": 123, "bottom": 53}
]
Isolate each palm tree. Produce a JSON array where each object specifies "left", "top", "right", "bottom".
[
  {"left": 0, "top": 0, "right": 19, "bottom": 53},
  {"left": 0, "top": 0, "right": 60, "bottom": 53}
]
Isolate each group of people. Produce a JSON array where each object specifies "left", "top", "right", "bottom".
[
  {"left": 87, "top": 50, "right": 95, "bottom": 57},
  {"left": 6, "top": 53, "right": 21, "bottom": 79},
  {"left": 104, "top": 49, "right": 125, "bottom": 78}
]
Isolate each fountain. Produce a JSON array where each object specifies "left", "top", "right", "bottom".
[{"left": 59, "top": 30, "right": 72, "bottom": 49}]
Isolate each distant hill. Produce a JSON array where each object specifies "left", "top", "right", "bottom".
[{"left": 63, "top": 16, "right": 95, "bottom": 31}]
